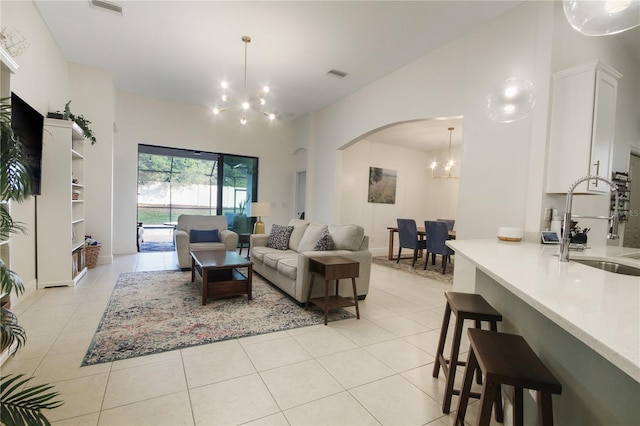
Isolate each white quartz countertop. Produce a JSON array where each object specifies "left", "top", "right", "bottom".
[{"left": 447, "top": 239, "right": 640, "bottom": 382}]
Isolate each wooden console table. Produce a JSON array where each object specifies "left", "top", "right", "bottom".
[{"left": 305, "top": 256, "right": 360, "bottom": 325}]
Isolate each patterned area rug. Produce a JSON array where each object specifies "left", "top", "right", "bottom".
[
  {"left": 82, "top": 270, "right": 354, "bottom": 365},
  {"left": 372, "top": 255, "right": 454, "bottom": 285}
]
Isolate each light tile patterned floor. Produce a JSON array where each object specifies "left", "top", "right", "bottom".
[{"left": 2, "top": 251, "right": 496, "bottom": 425}]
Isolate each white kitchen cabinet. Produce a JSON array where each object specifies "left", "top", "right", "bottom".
[
  {"left": 36, "top": 118, "right": 87, "bottom": 287},
  {"left": 545, "top": 61, "right": 621, "bottom": 194}
]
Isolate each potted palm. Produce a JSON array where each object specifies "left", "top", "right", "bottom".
[{"left": 1, "top": 98, "right": 63, "bottom": 424}]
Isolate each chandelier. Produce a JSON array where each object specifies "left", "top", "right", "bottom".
[
  {"left": 212, "top": 36, "right": 275, "bottom": 125},
  {"left": 430, "top": 127, "right": 459, "bottom": 180},
  {"left": 563, "top": 0, "right": 640, "bottom": 36}
]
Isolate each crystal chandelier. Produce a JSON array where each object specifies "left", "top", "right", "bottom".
[
  {"left": 430, "top": 127, "right": 460, "bottom": 180},
  {"left": 212, "top": 36, "right": 275, "bottom": 125}
]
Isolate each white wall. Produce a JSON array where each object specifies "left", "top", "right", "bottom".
[
  {"left": 296, "top": 1, "right": 552, "bottom": 244},
  {"left": 113, "top": 92, "right": 295, "bottom": 254},
  {"left": 339, "top": 139, "right": 460, "bottom": 255},
  {"left": 2, "top": 0, "right": 70, "bottom": 299},
  {"left": 69, "top": 63, "right": 115, "bottom": 264}
]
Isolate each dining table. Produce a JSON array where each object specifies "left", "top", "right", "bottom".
[{"left": 386, "top": 226, "right": 456, "bottom": 260}]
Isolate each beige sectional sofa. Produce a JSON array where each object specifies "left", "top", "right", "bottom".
[
  {"left": 174, "top": 214, "right": 239, "bottom": 269},
  {"left": 250, "top": 219, "right": 372, "bottom": 304}
]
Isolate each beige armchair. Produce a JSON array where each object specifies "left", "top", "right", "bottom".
[{"left": 174, "top": 214, "right": 239, "bottom": 269}]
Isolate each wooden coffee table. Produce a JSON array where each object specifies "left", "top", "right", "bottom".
[
  {"left": 190, "top": 250, "right": 253, "bottom": 305},
  {"left": 305, "top": 256, "right": 360, "bottom": 325}
]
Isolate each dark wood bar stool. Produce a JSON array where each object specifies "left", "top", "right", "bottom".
[
  {"left": 432, "top": 292, "right": 503, "bottom": 415},
  {"left": 456, "top": 329, "right": 562, "bottom": 426}
]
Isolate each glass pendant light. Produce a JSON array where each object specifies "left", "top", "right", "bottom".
[
  {"left": 563, "top": 0, "right": 640, "bottom": 36},
  {"left": 486, "top": 78, "right": 536, "bottom": 123}
]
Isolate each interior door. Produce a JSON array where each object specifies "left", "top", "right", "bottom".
[{"left": 296, "top": 171, "right": 306, "bottom": 219}]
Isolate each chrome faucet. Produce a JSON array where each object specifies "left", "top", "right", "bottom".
[{"left": 559, "top": 175, "right": 620, "bottom": 262}]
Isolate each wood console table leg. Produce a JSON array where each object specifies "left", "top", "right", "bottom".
[
  {"left": 351, "top": 277, "right": 360, "bottom": 319},
  {"left": 388, "top": 229, "right": 395, "bottom": 260},
  {"left": 323, "top": 278, "right": 330, "bottom": 325},
  {"left": 305, "top": 275, "right": 316, "bottom": 310}
]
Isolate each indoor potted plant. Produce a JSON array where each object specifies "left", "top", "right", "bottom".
[
  {"left": 48, "top": 100, "right": 97, "bottom": 145},
  {"left": 1, "top": 98, "right": 63, "bottom": 424}
]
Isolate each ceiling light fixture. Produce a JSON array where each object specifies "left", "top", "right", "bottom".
[
  {"left": 430, "top": 127, "right": 459, "bottom": 180},
  {"left": 563, "top": 0, "right": 640, "bottom": 36},
  {"left": 212, "top": 36, "right": 275, "bottom": 125},
  {"left": 486, "top": 78, "right": 536, "bottom": 123}
]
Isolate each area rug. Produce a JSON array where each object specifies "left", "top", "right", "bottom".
[
  {"left": 372, "top": 255, "right": 453, "bottom": 285},
  {"left": 140, "top": 241, "right": 175, "bottom": 252},
  {"left": 82, "top": 270, "right": 354, "bottom": 366}
]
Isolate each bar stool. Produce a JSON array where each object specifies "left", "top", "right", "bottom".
[
  {"left": 432, "top": 292, "right": 503, "bottom": 415},
  {"left": 456, "top": 329, "right": 562, "bottom": 426}
]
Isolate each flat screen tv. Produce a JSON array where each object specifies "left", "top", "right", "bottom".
[{"left": 11, "top": 92, "right": 44, "bottom": 195}]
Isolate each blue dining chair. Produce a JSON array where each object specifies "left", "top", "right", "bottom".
[
  {"left": 437, "top": 218, "right": 455, "bottom": 231},
  {"left": 397, "top": 218, "right": 427, "bottom": 267},
  {"left": 425, "top": 220, "right": 455, "bottom": 274}
]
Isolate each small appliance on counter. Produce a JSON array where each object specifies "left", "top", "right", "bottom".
[{"left": 498, "top": 227, "right": 523, "bottom": 242}]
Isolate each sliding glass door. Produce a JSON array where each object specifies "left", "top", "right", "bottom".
[{"left": 137, "top": 145, "right": 258, "bottom": 232}]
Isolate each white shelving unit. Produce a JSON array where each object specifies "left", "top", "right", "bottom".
[
  {"left": 1, "top": 46, "right": 18, "bottom": 364},
  {"left": 36, "top": 118, "right": 87, "bottom": 288}
]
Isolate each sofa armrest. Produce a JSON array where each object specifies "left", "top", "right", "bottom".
[
  {"left": 174, "top": 229, "right": 191, "bottom": 269},
  {"left": 174, "top": 229, "right": 189, "bottom": 247},
  {"left": 220, "top": 229, "right": 239, "bottom": 251},
  {"left": 250, "top": 234, "right": 269, "bottom": 248}
]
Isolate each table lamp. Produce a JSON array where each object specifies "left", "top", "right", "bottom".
[{"left": 250, "top": 202, "right": 270, "bottom": 234}]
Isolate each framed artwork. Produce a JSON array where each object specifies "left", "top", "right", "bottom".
[{"left": 368, "top": 167, "right": 397, "bottom": 204}]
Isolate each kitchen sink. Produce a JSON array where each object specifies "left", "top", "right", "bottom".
[{"left": 572, "top": 259, "right": 640, "bottom": 277}]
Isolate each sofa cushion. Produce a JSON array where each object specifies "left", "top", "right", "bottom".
[
  {"left": 266, "top": 225, "right": 294, "bottom": 250},
  {"left": 177, "top": 214, "right": 228, "bottom": 232},
  {"left": 287, "top": 219, "right": 310, "bottom": 252},
  {"left": 251, "top": 245, "right": 281, "bottom": 262},
  {"left": 298, "top": 223, "right": 328, "bottom": 252},
  {"left": 189, "top": 229, "right": 220, "bottom": 243},
  {"left": 314, "top": 229, "right": 334, "bottom": 251},
  {"left": 328, "top": 224, "right": 365, "bottom": 250},
  {"left": 277, "top": 257, "right": 298, "bottom": 280},
  {"left": 189, "top": 241, "right": 227, "bottom": 251},
  {"left": 263, "top": 251, "right": 297, "bottom": 269}
]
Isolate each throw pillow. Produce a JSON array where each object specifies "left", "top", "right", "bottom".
[
  {"left": 297, "top": 223, "right": 328, "bottom": 252},
  {"left": 190, "top": 229, "right": 220, "bottom": 243},
  {"left": 266, "top": 225, "right": 294, "bottom": 250},
  {"left": 314, "top": 229, "right": 334, "bottom": 251}
]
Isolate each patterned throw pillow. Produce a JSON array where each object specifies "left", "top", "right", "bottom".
[
  {"left": 266, "top": 225, "right": 294, "bottom": 250},
  {"left": 314, "top": 229, "right": 334, "bottom": 251}
]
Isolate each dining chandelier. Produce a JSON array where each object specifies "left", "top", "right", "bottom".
[
  {"left": 430, "top": 127, "right": 459, "bottom": 180},
  {"left": 212, "top": 36, "right": 275, "bottom": 125}
]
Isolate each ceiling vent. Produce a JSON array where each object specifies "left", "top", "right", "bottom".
[
  {"left": 326, "top": 69, "right": 348, "bottom": 79},
  {"left": 90, "top": 0, "right": 124, "bottom": 16}
]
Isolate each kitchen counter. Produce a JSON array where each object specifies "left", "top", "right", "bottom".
[
  {"left": 447, "top": 239, "right": 639, "bottom": 381},
  {"left": 447, "top": 239, "right": 640, "bottom": 424}
]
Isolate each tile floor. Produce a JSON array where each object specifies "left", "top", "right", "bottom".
[{"left": 3, "top": 251, "right": 498, "bottom": 425}]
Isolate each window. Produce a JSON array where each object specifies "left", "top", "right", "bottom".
[{"left": 137, "top": 145, "right": 258, "bottom": 233}]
